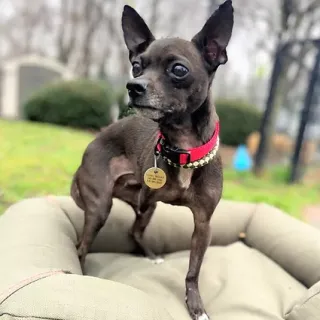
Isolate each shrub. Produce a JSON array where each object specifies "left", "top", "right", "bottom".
[
  {"left": 115, "top": 89, "right": 138, "bottom": 119},
  {"left": 24, "top": 79, "right": 116, "bottom": 129},
  {"left": 116, "top": 90, "right": 128, "bottom": 114},
  {"left": 215, "top": 99, "right": 261, "bottom": 146},
  {"left": 119, "top": 106, "right": 136, "bottom": 119}
]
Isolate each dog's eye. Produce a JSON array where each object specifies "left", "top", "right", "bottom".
[
  {"left": 171, "top": 64, "right": 189, "bottom": 79},
  {"left": 132, "top": 62, "right": 142, "bottom": 77}
]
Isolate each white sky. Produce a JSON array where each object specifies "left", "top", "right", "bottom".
[{"left": 0, "top": 0, "right": 273, "bottom": 85}]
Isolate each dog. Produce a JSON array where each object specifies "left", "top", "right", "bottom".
[{"left": 71, "top": 1, "right": 234, "bottom": 319}]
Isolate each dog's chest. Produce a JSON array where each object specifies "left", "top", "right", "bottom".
[{"left": 177, "top": 168, "right": 194, "bottom": 190}]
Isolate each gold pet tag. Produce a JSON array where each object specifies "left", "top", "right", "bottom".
[{"left": 144, "top": 155, "right": 167, "bottom": 189}]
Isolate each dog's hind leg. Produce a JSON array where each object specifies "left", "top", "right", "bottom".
[
  {"left": 76, "top": 177, "right": 114, "bottom": 269},
  {"left": 76, "top": 154, "right": 136, "bottom": 269}
]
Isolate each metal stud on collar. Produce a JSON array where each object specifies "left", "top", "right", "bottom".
[{"left": 162, "top": 138, "right": 220, "bottom": 169}]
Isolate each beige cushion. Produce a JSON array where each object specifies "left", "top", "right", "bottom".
[
  {"left": 246, "top": 204, "right": 320, "bottom": 288},
  {"left": 0, "top": 196, "right": 320, "bottom": 320},
  {"left": 58, "top": 196, "right": 320, "bottom": 287},
  {"left": 285, "top": 281, "right": 320, "bottom": 320},
  {"left": 84, "top": 245, "right": 304, "bottom": 320},
  {"left": 1, "top": 274, "right": 173, "bottom": 320}
]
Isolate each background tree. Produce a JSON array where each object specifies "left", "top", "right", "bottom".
[{"left": 250, "top": 0, "right": 320, "bottom": 175}]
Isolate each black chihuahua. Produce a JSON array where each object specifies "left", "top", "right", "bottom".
[{"left": 71, "top": 1, "right": 234, "bottom": 319}]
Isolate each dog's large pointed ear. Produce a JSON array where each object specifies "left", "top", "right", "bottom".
[
  {"left": 122, "top": 5, "right": 155, "bottom": 58},
  {"left": 192, "top": 0, "right": 234, "bottom": 72}
]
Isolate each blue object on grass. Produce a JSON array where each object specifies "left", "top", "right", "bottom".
[{"left": 233, "top": 144, "right": 252, "bottom": 171}]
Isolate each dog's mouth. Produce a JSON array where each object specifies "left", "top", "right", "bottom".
[
  {"left": 128, "top": 101, "right": 158, "bottom": 111},
  {"left": 128, "top": 101, "right": 164, "bottom": 122}
]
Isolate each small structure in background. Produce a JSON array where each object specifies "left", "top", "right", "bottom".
[
  {"left": 233, "top": 144, "right": 253, "bottom": 172},
  {"left": 0, "top": 54, "right": 75, "bottom": 120}
]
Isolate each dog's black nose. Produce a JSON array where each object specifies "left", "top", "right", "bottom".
[{"left": 126, "top": 79, "right": 148, "bottom": 98}]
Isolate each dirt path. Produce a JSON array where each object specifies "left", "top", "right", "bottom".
[
  {"left": 303, "top": 204, "right": 320, "bottom": 229},
  {"left": 303, "top": 167, "right": 320, "bottom": 185}
]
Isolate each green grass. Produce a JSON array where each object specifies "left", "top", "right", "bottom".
[
  {"left": 0, "top": 119, "right": 93, "bottom": 213},
  {"left": 222, "top": 169, "right": 319, "bottom": 219},
  {"left": 1, "top": 119, "right": 319, "bottom": 219}
]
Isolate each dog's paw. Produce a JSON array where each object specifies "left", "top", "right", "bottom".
[
  {"left": 188, "top": 311, "right": 210, "bottom": 320},
  {"left": 188, "top": 310, "right": 210, "bottom": 320},
  {"left": 153, "top": 257, "right": 165, "bottom": 264},
  {"left": 186, "top": 290, "right": 209, "bottom": 320},
  {"left": 147, "top": 256, "right": 164, "bottom": 264},
  {"left": 197, "top": 313, "right": 210, "bottom": 320}
]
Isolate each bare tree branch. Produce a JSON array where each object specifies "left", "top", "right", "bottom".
[
  {"left": 148, "top": 0, "right": 161, "bottom": 31},
  {"left": 303, "top": 0, "right": 320, "bottom": 14},
  {"left": 57, "top": 0, "right": 78, "bottom": 64}
]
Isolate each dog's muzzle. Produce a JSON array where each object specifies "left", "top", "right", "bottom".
[{"left": 126, "top": 79, "right": 148, "bottom": 99}]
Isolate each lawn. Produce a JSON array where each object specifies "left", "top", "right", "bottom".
[
  {"left": 0, "top": 119, "right": 93, "bottom": 213},
  {"left": 1, "top": 119, "right": 319, "bottom": 219}
]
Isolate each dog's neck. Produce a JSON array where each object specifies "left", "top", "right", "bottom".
[{"left": 158, "top": 97, "right": 217, "bottom": 150}]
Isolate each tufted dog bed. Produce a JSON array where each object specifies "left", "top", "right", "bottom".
[{"left": 0, "top": 196, "right": 320, "bottom": 320}]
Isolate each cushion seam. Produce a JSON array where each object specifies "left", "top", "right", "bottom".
[
  {"left": 48, "top": 197, "right": 80, "bottom": 243},
  {"left": 241, "top": 203, "right": 260, "bottom": 247},
  {"left": 60, "top": 206, "right": 80, "bottom": 241},
  {"left": 0, "top": 312, "right": 64, "bottom": 320},
  {"left": 303, "top": 289, "right": 320, "bottom": 305},
  {"left": 0, "top": 270, "right": 70, "bottom": 306},
  {"left": 285, "top": 289, "right": 320, "bottom": 317},
  {"left": 247, "top": 203, "right": 262, "bottom": 229}
]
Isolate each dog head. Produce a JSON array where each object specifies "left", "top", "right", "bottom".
[{"left": 122, "top": 0, "right": 234, "bottom": 122}]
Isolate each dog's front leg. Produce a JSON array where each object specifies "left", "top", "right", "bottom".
[
  {"left": 130, "top": 201, "right": 159, "bottom": 259},
  {"left": 130, "top": 187, "right": 163, "bottom": 264},
  {"left": 185, "top": 206, "right": 212, "bottom": 320}
]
